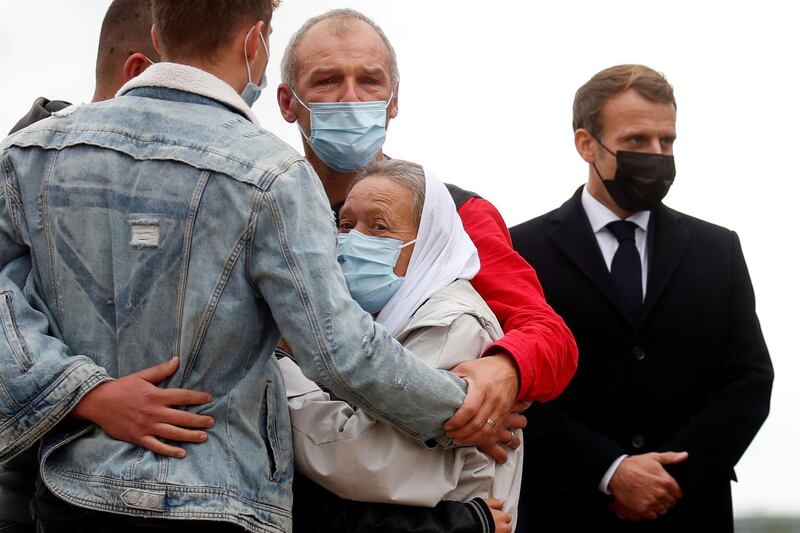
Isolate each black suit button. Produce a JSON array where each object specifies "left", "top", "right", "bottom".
[
  {"left": 632, "top": 434, "right": 645, "bottom": 449},
  {"left": 632, "top": 346, "right": 646, "bottom": 360}
]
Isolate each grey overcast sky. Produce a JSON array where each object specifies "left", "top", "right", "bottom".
[{"left": 1, "top": 0, "right": 797, "bottom": 517}]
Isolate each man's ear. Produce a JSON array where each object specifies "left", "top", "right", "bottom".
[
  {"left": 277, "top": 83, "right": 297, "bottom": 123},
  {"left": 388, "top": 90, "right": 399, "bottom": 119},
  {"left": 244, "top": 20, "right": 266, "bottom": 62},
  {"left": 123, "top": 53, "right": 152, "bottom": 83},
  {"left": 574, "top": 128, "right": 597, "bottom": 164}
]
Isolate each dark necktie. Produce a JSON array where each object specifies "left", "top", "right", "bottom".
[{"left": 606, "top": 220, "right": 643, "bottom": 323}]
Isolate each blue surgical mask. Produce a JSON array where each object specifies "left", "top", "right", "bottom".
[
  {"left": 337, "top": 229, "right": 416, "bottom": 313},
  {"left": 241, "top": 26, "right": 269, "bottom": 107},
  {"left": 293, "top": 92, "right": 392, "bottom": 172}
]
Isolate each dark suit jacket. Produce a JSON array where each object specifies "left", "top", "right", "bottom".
[{"left": 510, "top": 187, "right": 773, "bottom": 532}]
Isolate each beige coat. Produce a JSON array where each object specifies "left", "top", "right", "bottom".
[{"left": 279, "top": 279, "right": 523, "bottom": 527}]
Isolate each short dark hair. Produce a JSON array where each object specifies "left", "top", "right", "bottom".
[
  {"left": 573, "top": 64, "right": 676, "bottom": 137},
  {"left": 95, "top": 0, "right": 156, "bottom": 87},
  {"left": 152, "top": 0, "right": 280, "bottom": 60}
]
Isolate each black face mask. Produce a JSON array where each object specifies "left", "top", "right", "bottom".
[{"left": 593, "top": 139, "right": 676, "bottom": 212}]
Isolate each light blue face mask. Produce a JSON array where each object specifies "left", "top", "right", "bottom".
[
  {"left": 293, "top": 92, "right": 392, "bottom": 172},
  {"left": 337, "top": 229, "right": 416, "bottom": 313},
  {"left": 241, "top": 26, "right": 269, "bottom": 107}
]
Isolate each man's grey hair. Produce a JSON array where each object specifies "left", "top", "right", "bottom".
[
  {"left": 281, "top": 9, "right": 399, "bottom": 92},
  {"left": 354, "top": 160, "right": 425, "bottom": 227}
]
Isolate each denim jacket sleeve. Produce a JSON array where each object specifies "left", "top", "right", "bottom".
[
  {"left": 248, "top": 159, "right": 466, "bottom": 444},
  {"left": 0, "top": 158, "right": 112, "bottom": 464}
]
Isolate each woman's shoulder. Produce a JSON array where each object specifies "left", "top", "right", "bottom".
[
  {"left": 396, "top": 280, "right": 502, "bottom": 368},
  {"left": 398, "top": 279, "right": 501, "bottom": 338}
]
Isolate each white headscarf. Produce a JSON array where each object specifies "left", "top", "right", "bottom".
[{"left": 375, "top": 168, "right": 480, "bottom": 336}]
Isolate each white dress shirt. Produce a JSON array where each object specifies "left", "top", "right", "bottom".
[
  {"left": 580, "top": 186, "right": 651, "bottom": 494},
  {"left": 580, "top": 186, "right": 650, "bottom": 298}
]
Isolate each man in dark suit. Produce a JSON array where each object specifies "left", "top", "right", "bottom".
[{"left": 510, "top": 64, "right": 773, "bottom": 532}]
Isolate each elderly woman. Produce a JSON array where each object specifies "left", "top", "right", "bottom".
[{"left": 278, "top": 160, "right": 522, "bottom": 532}]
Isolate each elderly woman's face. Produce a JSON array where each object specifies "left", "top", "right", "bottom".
[{"left": 339, "top": 175, "right": 418, "bottom": 277}]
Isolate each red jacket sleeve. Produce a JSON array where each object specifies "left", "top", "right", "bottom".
[{"left": 458, "top": 197, "right": 578, "bottom": 402}]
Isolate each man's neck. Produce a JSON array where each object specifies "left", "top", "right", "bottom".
[
  {"left": 92, "top": 77, "right": 118, "bottom": 102},
  {"left": 91, "top": 90, "right": 110, "bottom": 103},
  {"left": 308, "top": 150, "right": 387, "bottom": 207},
  {"left": 312, "top": 161, "right": 358, "bottom": 207}
]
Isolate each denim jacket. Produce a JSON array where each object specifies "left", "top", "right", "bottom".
[{"left": 0, "top": 63, "right": 465, "bottom": 532}]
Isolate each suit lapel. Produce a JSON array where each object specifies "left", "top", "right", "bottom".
[
  {"left": 641, "top": 204, "right": 689, "bottom": 322},
  {"left": 549, "top": 188, "right": 631, "bottom": 322}
]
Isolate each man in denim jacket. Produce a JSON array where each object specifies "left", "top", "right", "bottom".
[
  {"left": 0, "top": 2, "right": 476, "bottom": 531},
  {"left": 0, "top": 5, "right": 159, "bottom": 532}
]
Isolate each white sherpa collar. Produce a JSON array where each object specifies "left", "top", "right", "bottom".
[{"left": 117, "top": 62, "right": 260, "bottom": 126}]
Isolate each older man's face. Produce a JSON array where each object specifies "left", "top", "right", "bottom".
[{"left": 291, "top": 18, "right": 398, "bottom": 128}]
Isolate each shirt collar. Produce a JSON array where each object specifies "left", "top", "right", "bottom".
[
  {"left": 581, "top": 185, "right": 650, "bottom": 234},
  {"left": 116, "top": 62, "right": 260, "bottom": 126}
]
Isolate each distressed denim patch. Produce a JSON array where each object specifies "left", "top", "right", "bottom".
[{"left": 129, "top": 217, "right": 160, "bottom": 248}]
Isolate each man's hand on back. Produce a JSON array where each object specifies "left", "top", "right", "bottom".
[
  {"left": 72, "top": 356, "right": 214, "bottom": 458},
  {"left": 608, "top": 452, "right": 688, "bottom": 521}
]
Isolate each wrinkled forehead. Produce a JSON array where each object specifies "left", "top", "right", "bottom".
[
  {"left": 295, "top": 17, "right": 392, "bottom": 73},
  {"left": 343, "top": 176, "right": 416, "bottom": 221},
  {"left": 348, "top": 175, "right": 410, "bottom": 205}
]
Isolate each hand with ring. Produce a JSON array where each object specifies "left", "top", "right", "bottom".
[{"left": 455, "top": 404, "right": 528, "bottom": 463}]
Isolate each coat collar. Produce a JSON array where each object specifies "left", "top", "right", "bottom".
[
  {"left": 117, "top": 62, "right": 260, "bottom": 126},
  {"left": 549, "top": 186, "right": 689, "bottom": 328},
  {"left": 550, "top": 187, "right": 623, "bottom": 320}
]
